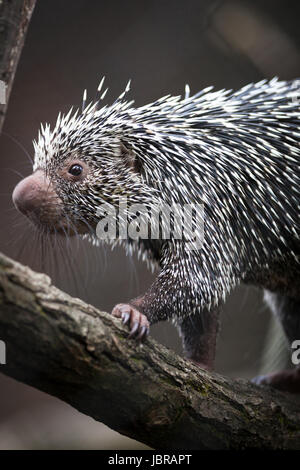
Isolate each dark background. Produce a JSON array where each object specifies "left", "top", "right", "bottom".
[{"left": 0, "top": 0, "right": 299, "bottom": 449}]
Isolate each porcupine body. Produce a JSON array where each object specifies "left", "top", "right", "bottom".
[{"left": 12, "top": 78, "right": 300, "bottom": 391}]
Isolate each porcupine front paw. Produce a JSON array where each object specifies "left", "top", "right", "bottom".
[
  {"left": 252, "top": 367, "right": 300, "bottom": 394},
  {"left": 111, "top": 303, "right": 150, "bottom": 341}
]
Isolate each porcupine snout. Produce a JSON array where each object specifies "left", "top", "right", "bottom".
[{"left": 12, "top": 170, "right": 64, "bottom": 232}]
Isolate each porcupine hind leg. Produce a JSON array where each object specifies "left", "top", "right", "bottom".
[
  {"left": 253, "top": 291, "right": 300, "bottom": 393},
  {"left": 177, "top": 307, "right": 221, "bottom": 371}
]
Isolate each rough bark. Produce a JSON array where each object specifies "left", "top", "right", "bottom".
[
  {"left": 0, "top": 0, "right": 36, "bottom": 132},
  {"left": 0, "top": 251, "right": 299, "bottom": 449}
]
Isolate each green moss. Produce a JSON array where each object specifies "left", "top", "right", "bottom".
[
  {"left": 131, "top": 356, "right": 144, "bottom": 364},
  {"left": 188, "top": 380, "right": 211, "bottom": 396}
]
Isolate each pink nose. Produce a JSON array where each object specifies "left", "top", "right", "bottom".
[
  {"left": 12, "top": 170, "right": 50, "bottom": 217},
  {"left": 12, "top": 170, "right": 86, "bottom": 236}
]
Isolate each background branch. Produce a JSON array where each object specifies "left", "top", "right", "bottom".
[
  {"left": 0, "top": 252, "right": 299, "bottom": 449},
  {"left": 0, "top": 0, "right": 36, "bottom": 132}
]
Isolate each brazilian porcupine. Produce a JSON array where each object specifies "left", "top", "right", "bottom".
[{"left": 12, "top": 77, "right": 300, "bottom": 392}]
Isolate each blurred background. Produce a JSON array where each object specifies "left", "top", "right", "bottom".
[{"left": 0, "top": 0, "right": 299, "bottom": 450}]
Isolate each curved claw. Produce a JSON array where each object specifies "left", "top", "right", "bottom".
[
  {"left": 111, "top": 303, "right": 150, "bottom": 343},
  {"left": 122, "top": 312, "right": 130, "bottom": 325},
  {"left": 129, "top": 322, "right": 139, "bottom": 338},
  {"left": 251, "top": 375, "right": 268, "bottom": 386},
  {"left": 137, "top": 325, "right": 149, "bottom": 341}
]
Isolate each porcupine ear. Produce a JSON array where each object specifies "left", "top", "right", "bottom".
[{"left": 120, "top": 142, "right": 143, "bottom": 175}]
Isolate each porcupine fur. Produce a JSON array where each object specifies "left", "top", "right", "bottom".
[{"left": 19, "top": 77, "right": 300, "bottom": 383}]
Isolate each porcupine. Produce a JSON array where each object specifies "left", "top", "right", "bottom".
[{"left": 12, "top": 77, "right": 300, "bottom": 393}]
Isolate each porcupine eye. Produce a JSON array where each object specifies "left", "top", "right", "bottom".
[{"left": 68, "top": 164, "right": 83, "bottom": 176}]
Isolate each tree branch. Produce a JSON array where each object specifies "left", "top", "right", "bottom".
[
  {"left": 0, "top": 0, "right": 36, "bottom": 132},
  {"left": 0, "top": 252, "right": 299, "bottom": 449}
]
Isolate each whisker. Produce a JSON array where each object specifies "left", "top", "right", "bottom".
[
  {"left": 2, "top": 131, "right": 33, "bottom": 166},
  {"left": 6, "top": 168, "right": 26, "bottom": 179}
]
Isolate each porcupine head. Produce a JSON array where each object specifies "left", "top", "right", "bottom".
[{"left": 12, "top": 81, "right": 163, "bottom": 240}]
